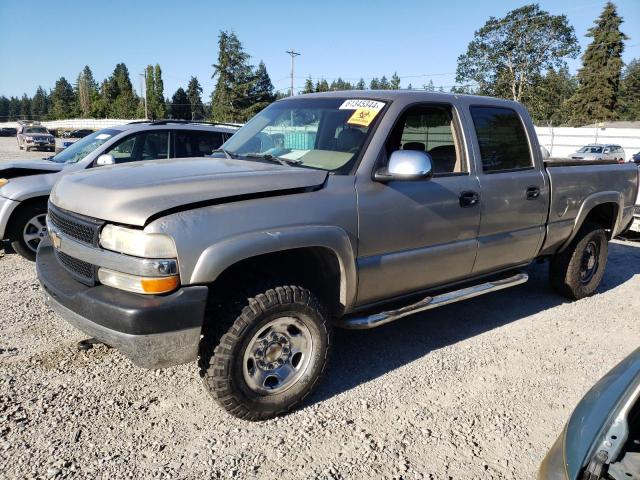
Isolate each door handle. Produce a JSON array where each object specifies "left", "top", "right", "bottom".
[
  {"left": 526, "top": 186, "right": 541, "bottom": 200},
  {"left": 459, "top": 191, "right": 480, "bottom": 208}
]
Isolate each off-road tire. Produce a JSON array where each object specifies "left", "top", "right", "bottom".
[
  {"left": 199, "top": 285, "right": 331, "bottom": 421},
  {"left": 549, "top": 223, "right": 608, "bottom": 300},
  {"left": 9, "top": 202, "right": 48, "bottom": 261}
]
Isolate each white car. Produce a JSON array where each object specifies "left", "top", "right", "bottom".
[{"left": 570, "top": 144, "right": 626, "bottom": 163}]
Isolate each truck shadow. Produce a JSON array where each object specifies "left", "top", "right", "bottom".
[{"left": 308, "top": 240, "right": 640, "bottom": 406}]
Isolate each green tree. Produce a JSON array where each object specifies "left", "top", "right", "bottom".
[
  {"left": 187, "top": 76, "right": 205, "bottom": 120},
  {"left": 76, "top": 66, "right": 98, "bottom": 117},
  {"left": 210, "top": 30, "right": 254, "bottom": 122},
  {"left": 569, "top": 2, "right": 628, "bottom": 125},
  {"left": 356, "top": 78, "right": 366, "bottom": 90},
  {"left": 302, "top": 76, "right": 315, "bottom": 94},
  {"left": 168, "top": 87, "right": 191, "bottom": 119},
  {"left": 619, "top": 59, "right": 640, "bottom": 120},
  {"left": 424, "top": 80, "right": 435, "bottom": 92},
  {"left": 456, "top": 4, "right": 579, "bottom": 102},
  {"left": 390, "top": 72, "right": 401, "bottom": 89},
  {"left": 369, "top": 78, "right": 380, "bottom": 89},
  {"left": 379, "top": 76, "right": 390, "bottom": 89},
  {"left": 315, "top": 79, "right": 329, "bottom": 92},
  {"left": 107, "top": 63, "right": 138, "bottom": 118},
  {"left": 523, "top": 68, "right": 577, "bottom": 125},
  {"left": 50, "top": 77, "right": 75, "bottom": 119},
  {"left": 0, "top": 96, "right": 10, "bottom": 121},
  {"left": 144, "top": 64, "right": 166, "bottom": 119},
  {"left": 247, "top": 61, "right": 275, "bottom": 115},
  {"left": 8, "top": 97, "right": 20, "bottom": 120},
  {"left": 20, "top": 94, "right": 32, "bottom": 119}
]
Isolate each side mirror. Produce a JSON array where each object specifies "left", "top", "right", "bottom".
[
  {"left": 539, "top": 145, "right": 550, "bottom": 160},
  {"left": 374, "top": 150, "right": 433, "bottom": 182},
  {"left": 96, "top": 154, "right": 115, "bottom": 166},
  {"left": 603, "top": 148, "right": 610, "bottom": 154}
]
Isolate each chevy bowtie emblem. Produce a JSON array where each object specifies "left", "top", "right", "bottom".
[{"left": 50, "top": 230, "right": 61, "bottom": 249}]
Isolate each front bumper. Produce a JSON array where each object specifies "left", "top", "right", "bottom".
[{"left": 37, "top": 243, "right": 208, "bottom": 368}]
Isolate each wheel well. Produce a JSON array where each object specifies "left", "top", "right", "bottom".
[
  {"left": 208, "top": 247, "right": 344, "bottom": 317},
  {"left": 5, "top": 196, "right": 48, "bottom": 241},
  {"left": 582, "top": 202, "right": 619, "bottom": 238}
]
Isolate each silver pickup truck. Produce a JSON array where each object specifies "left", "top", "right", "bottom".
[{"left": 36, "top": 91, "right": 639, "bottom": 420}]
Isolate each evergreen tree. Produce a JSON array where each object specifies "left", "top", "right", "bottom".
[
  {"left": 169, "top": 88, "right": 191, "bottom": 119},
  {"left": 619, "top": 59, "right": 640, "bottom": 120},
  {"left": 369, "top": 78, "right": 380, "bottom": 89},
  {"left": 302, "top": 76, "right": 315, "bottom": 94},
  {"left": 315, "top": 79, "right": 329, "bottom": 92},
  {"left": 187, "top": 76, "right": 205, "bottom": 120},
  {"left": 210, "top": 30, "right": 254, "bottom": 122},
  {"left": 50, "top": 77, "right": 75, "bottom": 119},
  {"left": 154, "top": 65, "right": 166, "bottom": 118},
  {"left": 0, "top": 96, "right": 10, "bottom": 121},
  {"left": 568, "top": 2, "right": 628, "bottom": 125},
  {"left": 20, "top": 94, "right": 32, "bottom": 119},
  {"left": 456, "top": 4, "right": 578, "bottom": 102},
  {"left": 424, "top": 80, "right": 435, "bottom": 92},
  {"left": 247, "top": 61, "right": 275, "bottom": 115},
  {"left": 407, "top": 83, "right": 413, "bottom": 90},
  {"left": 76, "top": 66, "right": 98, "bottom": 118},
  {"left": 8, "top": 97, "right": 20, "bottom": 121},
  {"left": 108, "top": 63, "right": 138, "bottom": 118},
  {"left": 356, "top": 78, "right": 366, "bottom": 90},
  {"left": 144, "top": 64, "right": 166, "bottom": 119},
  {"left": 379, "top": 76, "right": 390, "bottom": 89},
  {"left": 390, "top": 72, "right": 401, "bottom": 89}
]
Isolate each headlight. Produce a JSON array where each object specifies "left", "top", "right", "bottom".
[
  {"left": 0, "top": 178, "right": 8, "bottom": 188},
  {"left": 100, "top": 224, "right": 177, "bottom": 258},
  {"left": 98, "top": 268, "right": 179, "bottom": 294}
]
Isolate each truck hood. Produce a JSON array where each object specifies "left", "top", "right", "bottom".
[
  {"left": 0, "top": 159, "right": 66, "bottom": 178},
  {"left": 50, "top": 157, "right": 328, "bottom": 226}
]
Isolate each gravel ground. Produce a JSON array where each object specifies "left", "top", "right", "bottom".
[
  {"left": 0, "top": 137, "right": 57, "bottom": 163},
  {"left": 1, "top": 135, "right": 640, "bottom": 479}
]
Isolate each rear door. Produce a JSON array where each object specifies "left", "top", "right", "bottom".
[
  {"left": 468, "top": 105, "right": 548, "bottom": 273},
  {"left": 173, "top": 130, "right": 225, "bottom": 157}
]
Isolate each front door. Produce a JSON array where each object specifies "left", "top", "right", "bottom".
[
  {"left": 467, "top": 106, "right": 548, "bottom": 274},
  {"left": 356, "top": 103, "right": 481, "bottom": 306}
]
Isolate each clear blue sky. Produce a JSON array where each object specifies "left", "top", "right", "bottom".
[{"left": 0, "top": 0, "right": 638, "bottom": 100}]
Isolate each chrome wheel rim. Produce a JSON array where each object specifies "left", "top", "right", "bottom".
[
  {"left": 579, "top": 240, "right": 599, "bottom": 285},
  {"left": 22, "top": 213, "right": 48, "bottom": 253},
  {"left": 242, "top": 316, "right": 313, "bottom": 395}
]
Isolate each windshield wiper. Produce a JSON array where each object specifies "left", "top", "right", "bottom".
[
  {"left": 243, "top": 153, "right": 302, "bottom": 167},
  {"left": 210, "top": 148, "right": 236, "bottom": 160}
]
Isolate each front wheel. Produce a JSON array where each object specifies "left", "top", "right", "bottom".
[
  {"left": 550, "top": 223, "right": 608, "bottom": 300},
  {"left": 199, "top": 285, "right": 331, "bottom": 420},
  {"left": 10, "top": 204, "right": 48, "bottom": 261}
]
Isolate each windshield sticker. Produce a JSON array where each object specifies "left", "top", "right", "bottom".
[
  {"left": 347, "top": 107, "right": 381, "bottom": 127},
  {"left": 339, "top": 99, "right": 385, "bottom": 110},
  {"left": 95, "top": 134, "right": 112, "bottom": 140}
]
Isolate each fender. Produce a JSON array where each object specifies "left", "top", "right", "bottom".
[
  {"left": 558, "top": 191, "right": 623, "bottom": 252},
  {"left": 0, "top": 195, "right": 20, "bottom": 239},
  {"left": 190, "top": 225, "right": 358, "bottom": 310}
]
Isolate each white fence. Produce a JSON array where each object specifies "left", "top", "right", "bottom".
[
  {"left": 0, "top": 118, "right": 144, "bottom": 130},
  {"left": 535, "top": 126, "right": 640, "bottom": 161}
]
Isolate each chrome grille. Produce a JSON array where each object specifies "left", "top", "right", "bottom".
[{"left": 48, "top": 203, "right": 102, "bottom": 245}]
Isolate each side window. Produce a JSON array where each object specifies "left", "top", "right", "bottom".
[
  {"left": 469, "top": 106, "right": 532, "bottom": 173},
  {"left": 175, "top": 131, "right": 224, "bottom": 158},
  {"left": 106, "top": 131, "right": 169, "bottom": 163},
  {"left": 386, "top": 104, "right": 466, "bottom": 174}
]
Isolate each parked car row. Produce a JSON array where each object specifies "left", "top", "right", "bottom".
[{"left": 1, "top": 94, "right": 639, "bottom": 479}]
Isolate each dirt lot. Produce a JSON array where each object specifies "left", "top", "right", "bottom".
[
  {"left": 0, "top": 136, "right": 56, "bottom": 163},
  {"left": 1, "top": 138, "right": 639, "bottom": 479}
]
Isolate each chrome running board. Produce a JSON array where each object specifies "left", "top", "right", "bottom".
[{"left": 341, "top": 273, "right": 528, "bottom": 330}]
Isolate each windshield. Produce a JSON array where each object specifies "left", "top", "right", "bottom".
[
  {"left": 24, "top": 127, "right": 48, "bottom": 134},
  {"left": 220, "top": 97, "right": 387, "bottom": 173},
  {"left": 578, "top": 146, "right": 603, "bottom": 154},
  {"left": 50, "top": 129, "right": 119, "bottom": 164}
]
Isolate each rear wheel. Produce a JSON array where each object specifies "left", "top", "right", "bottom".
[
  {"left": 9, "top": 203, "right": 48, "bottom": 261},
  {"left": 549, "top": 223, "right": 608, "bottom": 300},
  {"left": 199, "top": 285, "right": 331, "bottom": 420}
]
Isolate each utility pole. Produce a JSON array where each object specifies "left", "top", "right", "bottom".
[
  {"left": 139, "top": 72, "right": 148, "bottom": 119},
  {"left": 286, "top": 49, "right": 301, "bottom": 97}
]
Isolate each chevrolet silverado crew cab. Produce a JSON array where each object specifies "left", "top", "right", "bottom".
[
  {"left": 1, "top": 120, "right": 238, "bottom": 260},
  {"left": 36, "top": 91, "right": 639, "bottom": 420}
]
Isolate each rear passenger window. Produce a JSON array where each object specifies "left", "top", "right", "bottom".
[
  {"left": 470, "top": 107, "right": 532, "bottom": 172},
  {"left": 386, "top": 104, "right": 466, "bottom": 174},
  {"left": 175, "top": 131, "right": 224, "bottom": 158}
]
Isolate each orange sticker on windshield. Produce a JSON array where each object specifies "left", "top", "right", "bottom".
[{"left": 347, "top": 107, "right": 380, "bottom": 127}]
